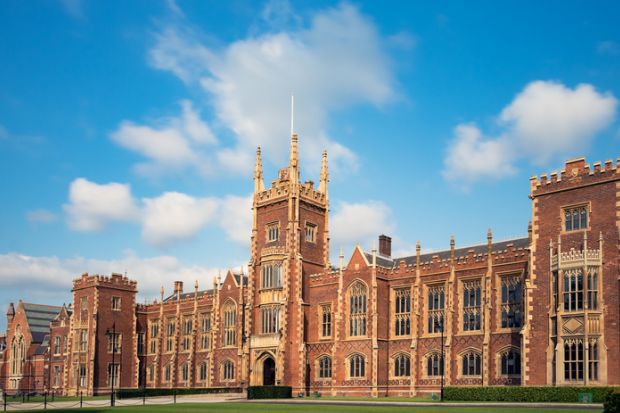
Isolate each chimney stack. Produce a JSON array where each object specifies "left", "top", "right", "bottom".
[{"left": 378, "top": 234, "right": 392, "bottom": 257}]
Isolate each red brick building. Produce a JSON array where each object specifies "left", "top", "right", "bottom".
[{"left": 1, "top": 135, "right": 618, "bottom": 396}]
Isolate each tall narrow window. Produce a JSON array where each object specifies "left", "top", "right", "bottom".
[
  {"left": 427, "top": 353, "right": 444, "bottom": 377},
  {"left": 52, "top": 366, "right": 61, "bottom": 387},
  {"left": 564, "top": 339, "right": 584, "bottom": 381},
  {"left": 108, "top": 333, "right": 121, "bottom": 353},
  {"left": 54, "top": 336, "right": 61, "bottom": 355},
  {"left": 181, "top": 317, "right": 192, "bottom": 352},
  {"left": 199, "top": 362, "right": 208, "bottom": 382},
  {"left": 305, "top": 223, "right": 317, "bottom": 243},
  {"left": 318, "top": 356, "right": 332, "bottom": 379},
  {"left": 266, "top": 222, "right": 279, "bottom": 242},
  {"left": 107, "top": 364, "right": 119, "bottom": 387},
  {"left": 149, "top": 320, "right": 159, "bottom": 354},
  {"left": 564, "top": 205, "right": 587, "bottom": 232},
  {"left": 137, "top": 333, "right": 145, "bottom": 355},
  {"left": 462, "top": 280, "right": 481, "bottom": 331},
  {"left": 79, "top": 330, "right": 88, "bottom": 352},
  {"left": 348, "top": 282, "right": 367, "bottom": 336},
  {"left": 180, "top": 363, "right": 189, "bottom": 383},
  {"left": 393, "top": 353, "right": 411, "bottom": 377},
  {"left": 111, "top": 296, "right": 121, "bottom": 311},
  {"left": 589, "top": 339, "right": 598, "bottom": 381},
  {"left": 394, "top": 288, "right": 411, "bottom": 336},
  {"left": 349, "top": 354, "right": 365, "bottom": 378},
  {"left": 587, "top": 268, "right": 598, "bottom": 310},
  {"left": 428, "top": 285, "right": 445, "bottom": 334},
  {"left": 148, "top": 365, "right": 155, "bottom": 383},
  {"left": 261, "top": 305, "right": 280, "bottom": 334},
  {"left": 223, "top": 360, "right": 235, "bottom": 381},
  {"left": 563, "top": 269, "right": 584, "bottom": 312},
  {"left": 164, "top": 364, "right": 171, "bottom": 382},
  {"left": 200, "top": 313, "right": 211, "bottom": 350},
  {"left": 223, "top": 300, "right": 236, "bottom": 346},
  {"left": 501, "top": 276, "right": 523, "bottom": 328},
  {"left": 461, "top": 351, "right": 481, "bottom": 376},
  {"left": 78, "top": 364, "right": 87, "bottom": 387},
  {"left": 500, "top": 349, "right": 521, "bottom": 376},
  {"left": 321, "top": 304, "right": 332, "bottom": 338},
  {"left": 166, "top": 318, "right": 175, "bottom": 352}
]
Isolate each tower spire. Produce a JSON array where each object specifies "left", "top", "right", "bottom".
[
  {"left": 254, "top": 146, "right": 264, "bottom": 193},
  {"left": 319, "top": 149, "right": 328, "bottom": 195}
]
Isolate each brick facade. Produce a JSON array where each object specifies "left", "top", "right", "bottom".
[{"left": 1, "top": 137, "right": 618, "bottom": 396}]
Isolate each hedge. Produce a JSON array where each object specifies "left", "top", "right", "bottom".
[
  {"left": 247, "top": 386, "right": 292, "bottom": 399},
  {"left": 115, "top": 387, "right": 243, "bottom": 399},
  {"left": 444, "top": 386, "right": 617, "bottom": 403},
  {"left": 605, "top": 391, "right": 620, "bottom": 413}
]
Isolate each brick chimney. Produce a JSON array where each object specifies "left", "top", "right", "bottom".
[
  {"left": 378, "top": 234, "right": 392, "bottom": 257},
  {"left": 174, "top": 281, "right": 184, "bottom": 295}
]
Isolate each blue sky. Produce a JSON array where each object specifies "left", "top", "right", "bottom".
[{"left": 1, "top": 0, "right": 619, "bottom": 331}]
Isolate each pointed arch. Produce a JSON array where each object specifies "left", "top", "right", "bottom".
[
  {"left": 222, "top": 299, "right": 237, "bottom": 347},
  {"left": 347, "top": 279, "right": 368, "bottom": 337}
]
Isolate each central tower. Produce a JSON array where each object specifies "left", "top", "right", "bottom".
[{"left": 245, "top": 133, "right": 329, "bottom": 392}]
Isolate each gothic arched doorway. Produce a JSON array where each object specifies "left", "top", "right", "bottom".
[{"left": 262, "top": 357, "right": 275, "bottom": 386}]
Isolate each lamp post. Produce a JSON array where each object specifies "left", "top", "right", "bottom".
[
  {"left": 434, "top": 317, "right": 445, "bottom": 402},
  {"left": 105, "top": 322, "right": 117, "bottom": 407}
]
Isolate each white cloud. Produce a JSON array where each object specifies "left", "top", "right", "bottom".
[
  {"left": 148, "top": 3, "right": 396, "bottom": 175},
  {"left": 26, "top": 209, "right": 58, "bottom": 224},
  {"left": 60, "top": 0, "right": 84, "bottom": 20},
  {"left": 597, "top": 40, "right": 620, "bottom": 56},
  {"left": 110, "top": 100, "right": 216, "bottom": 177},
  {"left": 63, "top": 178, "right": 252, "bottom": 248},
  {"left": 443, "top": 81, "right": 618, "bottom": 185},
  {"left": 330, "top": 200, "right": 394, "bottom": 250},
  {"left": 64, "top": 178, "right": 140, "bottom": 231},
  {"left": 142, "top": 192, "right": 219, "bottom": 247},
  {"left": 0, "top": 250, "right": 223, "bottom": 304}
]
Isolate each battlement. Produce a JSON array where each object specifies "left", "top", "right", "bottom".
[
  {"left": 530, "top": 157, "right": 620, "bottom": 197},
  {"left": 73, "top": 272, "right": 137, "bottom": 290}
]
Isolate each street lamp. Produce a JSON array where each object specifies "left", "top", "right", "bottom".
[
  {"left": 434, "top": 317, "right": 445, "bottom": 402},
  {"left": 105, "top": 322, "right": 117, "bottom": 407}
]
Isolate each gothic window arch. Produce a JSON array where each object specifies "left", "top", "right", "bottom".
[
  {"left": 462, "top": 280, "right": 481, "bottom": 331},
  {"left": 563, "top": 269, "right": 584, "bottom": 312},
  {"left": 498, "top": 347, "right": 521, "bottom": 376},
  {"left": 426, "top": 352, "right": 444, "bottom": 377},
  {"left": 199, "top": 362, "right": 209, "bottom": 383},
  {"left": 501, "top": 275, "right": 523, "bottom": 328},
  {"left": 564, "top": 339, "right": 584, "bottom": 381},
  {"left": 394, "top": 288, "right": 411, "bottom": 336},
  {"left": 427, "top": 284, "right": 445, "bottom": 334},
  {"left": 316, "top": 355, "right": 332, "bottom": 379},
  {"left": 348, "top": 281, "right": 367, "bottom": 337},
  {"left": 461, "top": 350, "right": 482, "bottom": 376},
  {"left": 347, "top": 353, "right": 366, "bottom": 378},
  {"left": 222, "top": 299, "right": 237, "bottom": 347},
  {"left": 392, "top": 352, "right": 411, "bottom": 377},
  {"left": 222, "top": 359, "right": 235, "bottom": 381}
]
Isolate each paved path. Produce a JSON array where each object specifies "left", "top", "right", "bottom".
[
  {"left": 2, "top": 393, "right": 246, "bottom": 411},
  {"left": 245, "top": 398, "right": 604, "bottom": 410}
]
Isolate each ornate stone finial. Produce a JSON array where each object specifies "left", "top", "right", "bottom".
[
  {"left": 450, "top": 235, "right": 455, "bottom": 260},
  {"left": 319, "top": 149, "right": 329, "bottom": 195},
  {"left": 194, "top": 280, "right": 199, "bottom": 291},
  {"left": 372, "top": 240, "right": 377, "bottom": 267},
  {"left": 160, "top": 286, "right": 164, "bottom": 299},
  {"left": 416, "top": 240, "right": 421, "bottom": 253},
  {"left": 339, "top": 247, "right": 344, "bottom": 270},
  {"left": 289, "top": 133, "right": 299, "bottom": 181},
  {"left": 254, "top": 146, "right": 265, "bottom": 193},
  {"left": 487, "top": 227, "right": 493, "bottom": 241}
]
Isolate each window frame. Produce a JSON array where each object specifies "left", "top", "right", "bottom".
[
  {"left": 561, "top": 203, "right": 590, "bottom": 233},
  {"left": 266, "top": 221, "right": 280, "bottom": 243}
]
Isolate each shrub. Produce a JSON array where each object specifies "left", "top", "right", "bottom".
[
  {"left": 115, "top": 387, "right": 242, "bottom": 399},
  {"left": 443, "top": 386, "right": 616, "bottom": 403},
  {"left": 247, "top": 386, "right": 292, "bottom": 400},
  {"left": 604, "top": 391, "right": 620, "bottom": 413}
]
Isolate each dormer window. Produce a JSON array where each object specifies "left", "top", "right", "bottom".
[
  {"left": 267, "top": 222, "right": 279, "bottom": 242},
  {"left": 564, "top": 205, "right": 588, "bottom": 232}
]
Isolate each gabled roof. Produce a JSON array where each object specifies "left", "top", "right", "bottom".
[
  {"left": 364, "top": 237, "right": 529, "bottom": 269},
  {"left": 233, "top": 273, "right": 249, "bottom": 286},
  {"left": 22, "top": 303, "right": 62, "bottom": 343}
]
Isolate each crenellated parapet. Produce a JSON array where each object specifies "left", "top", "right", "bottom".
[
  {"left": 530, "top": 157, "right": 620, "bottom": 198},
  {"left": 73, "top": 272, "right": 137, "bottom": 291}
]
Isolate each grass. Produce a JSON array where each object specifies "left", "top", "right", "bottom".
[{"left": 13, "top": 402, "right": 602, "bottom": 413}]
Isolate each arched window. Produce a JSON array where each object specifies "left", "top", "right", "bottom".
[
  {"left": 394, "top": 288, "right": 411, "bottom": 336},
  {"left": 318, "top": 356, "right": 332, "bottom": 379},
  {"left": 261, "top": 262, "right": 283, "bottom": 289},
  {"left": 461, "top": 351, "right": 481, "bottom": 376},
  {"left": 199, "top": 362, "right": 208, "bottom": 382},
  {"left": 393, "top": 353, "right": 411, "bottom": 377},
  {"left": 222, "top": 300, "right": 237, "bottom": 347},
  {"left": 348, "top": 354, "right": 365, "bottom": 378},
  {"left": 180, "top": 363, "right": 189, "bottom": 383},
  {"left": 348, "top": 281, "right": 367, "bottom": 337},
  {"left": 500, "top": 349, "right": 521, "bottom": 376},
  {"left": 223, "top": 360, "right": 235, "bottom": 381},
  {"left": 564, "top": 339, "right": 584, "bottom": 381},
  {"left": 426, "top": 352, "right": 444, "bottom": 377}
]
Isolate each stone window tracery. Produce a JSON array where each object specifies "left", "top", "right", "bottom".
[
  {"left": 266, "top": 222, "right": 279, "bottom": 242},
  {"left": 462, "top": 280, "right": 481, "bottom": 331},
  {"left": 501, "top": 276, "right": 522, "bottom": 328},
  {"left": 426, "top": 352, "right": 444, "bottom": 377},
  {"left": 348, "top": 281, "right": 367, "bottom": 337},
  {"left": 261, "top": 262, "right": 282, "bottom": 289},
  {"left": 563, "top": 269, "right": 584, "bottom": 312},
  {"left": 564, "top": 205, "right": 587, "bottom": 232},
  {"left": 318, "top": 355, "right": 332, "bottom": 379},
  {"left": 587, "top": 267, "right": 598, "bottom": 310},
  {"left": 564, "top": 339, "right": 584, "bottom": 381},
  {"left": 200, "top": 312, "right": 211, "bottom": 350},
  {"left": 260, "top": 305, "right": 280, "bottom": 334},
  {"left": 589, "top": 339, "right": 599, "bottom": 381},
  {"left": 499, "top": 348, "right": 521, "bottom": 376},
  {"left": 461, "top": 351, "right": 481, "bottom": 376},
  {"left": 427, "top": 285, "right": 445, "bottom": 334},
  {"left": 394, "top": 288, "right": 411, "bottom": 336},
  {"left": 348, "top": 353, "right": 365, "bottom": 378},
  {"left": 222, "top": 360, "right": 235, "bottom": 381},
  {"left": 393, "top": 353, "right": 411, "bottom": 377},
  {"left": 222, "top": 300, "right": 237, "bottom": 347}
]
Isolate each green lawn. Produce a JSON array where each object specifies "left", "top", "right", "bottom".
[{"left": 15, "top": 402, "right": 602, "bottom": 413}]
